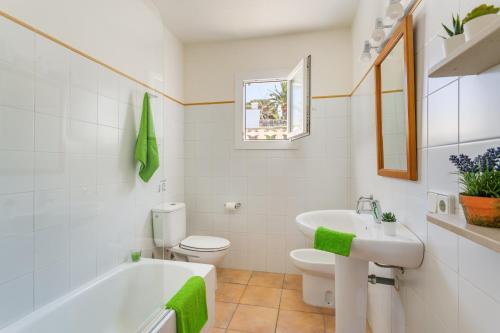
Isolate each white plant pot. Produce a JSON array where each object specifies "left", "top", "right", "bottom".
[
  {"left": 382, "top": 221, "right": 397, "bottom": 236},
  {"left": 442, "top": 34, "right": 465, "bottom": 57},
  {"left": 464, "top": 14, "right": 500, "bottom": 41}
]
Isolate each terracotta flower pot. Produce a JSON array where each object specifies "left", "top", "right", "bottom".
[{"left": 460, "top": 194, "right": 500, "bottom": 228}]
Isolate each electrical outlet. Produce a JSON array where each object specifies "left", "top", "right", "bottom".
[
  {"left": 428, "top": 192, "right": 454, "bottom": 215},
  {"left": 437, "top": 194, "right": 454, "bottom": 215}
]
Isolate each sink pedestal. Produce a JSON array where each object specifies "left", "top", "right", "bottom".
[{"left": 335, "top": 255, "right": 368, "bottom": 333}]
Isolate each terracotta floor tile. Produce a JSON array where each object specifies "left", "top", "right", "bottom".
[
  {"left": 323, "top": 316, "right": 372, "bottom": 333},
  {"left": 228, "top": 304, "right": 278, "bottom": 333},
  {"left": 214, "top": 269, "right": 338, "bottom": 333},
  {"left": 218, "top": 268, "right": 252, "bottom": 284},
  {"left": 216, "top": 283, "right": 246, "bottom": 303},
  {"left": 324, "top": 315, "right": 335, "bottom": 333},
  {"left": 283, "top": 274, "right": 302, "bottom": 290},
  {"left": 215, "top": 301, "right": 238, "bottom": 328},
  {"left": 240, "top": 285, "right": 282, "bottom": 308},
  {"left": 321, "top": 307, "right": 336, "bottom": 316},
  {"left": 248, "top": 271, "right": 284, "bottom": 289},
  {"left": 279, "top": 289, "right": 324, "bottom": 314},
  {"left": 276, "top": 310, "right": 325, "bottom": 333},
  {"left": 209, "top": 328, "right": 226, "bottom": 333},
  {"left": 217, "top": 280, "right": 224, "bottom": 290}
]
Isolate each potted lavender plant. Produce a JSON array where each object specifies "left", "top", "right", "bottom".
[{"left": 449, "top": 147, "right": 500, "bottom": 228}]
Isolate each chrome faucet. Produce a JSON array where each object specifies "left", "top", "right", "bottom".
[{"left": 356, "top": 195, "right": 382, "bottom": 224}]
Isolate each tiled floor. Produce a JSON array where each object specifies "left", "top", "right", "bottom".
[{"left": 211, "top": 269, "right": 372, "bottom": 333}]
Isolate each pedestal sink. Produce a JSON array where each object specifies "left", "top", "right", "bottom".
[{"left": 296, "top": 210, "right": 424, "bottom": 333}]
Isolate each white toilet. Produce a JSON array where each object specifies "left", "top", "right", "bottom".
[
  {"left": 152, "top": 202, "right": 230, "bottom": 266},
  {"left": 290, "top": 248, "right": 335, "bottom": 308}
]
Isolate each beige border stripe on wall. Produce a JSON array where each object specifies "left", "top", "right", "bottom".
[
  {"left": 0, "top": 9, "right": 184, "bottom": 106},
  {"left": 312, "top": 94, "right": 351, "bottom": 99},
  {"left": 1, "top": 0, "right": 422, "bottom": 107},
  {"left": 185, "top": 94, "right": 354, "bottom": 107},
  {"left": 381, "top": 89, "right": 404, "bottom": 94},
  {"left": 183, "top": 100, "right": 235, "bottom": 106}
]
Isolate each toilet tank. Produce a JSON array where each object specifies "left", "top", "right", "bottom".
[{"left": 152, "top": 202, "right": 186, "bottom": 248}]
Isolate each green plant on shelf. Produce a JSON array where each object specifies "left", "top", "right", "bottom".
[
  {"left": 450, "top": 147, "right": 500, "bottom": 198},
  {"left": 463, "top": 4, "right": 500, "bottom": 24},
  {"left": 381, "top": 212, "right": 397, "bottom": 223},
  {"left": 441, "top": 14, "right": 464, "bottom": 38}
]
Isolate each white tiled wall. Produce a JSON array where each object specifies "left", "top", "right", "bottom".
[
  {"left": 350, "top": 1, "right": 500, "bottom": 332},
  {"left": 0, "top": 16, "right": 184, "bottom": 328},
  {"left": 184, "top": 97, "right": 350, "bottom": 273}
]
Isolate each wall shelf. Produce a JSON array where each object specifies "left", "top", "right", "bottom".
[
  {"left": 427, "top": 213, "right": 500, "bottom": 253},
  {"left": 429, "top": 19, "right": 500, "bottom": 78}
]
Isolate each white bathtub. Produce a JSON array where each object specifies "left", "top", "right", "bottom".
[{"left": 1, "top": 259, "right": 216, "bottom": 333}]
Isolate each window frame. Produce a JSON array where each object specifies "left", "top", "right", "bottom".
[
  {"left": 234, "top": 69, "right": 296, "bottom": 150},
  {"left": 287, "top": 55, "right": 312, "bottom": 141}
]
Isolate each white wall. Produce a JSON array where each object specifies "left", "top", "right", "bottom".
[
  {"left": 163, "top": 27, "right": 185, "bottom": 101},
  {"left": 184, "top": 29, "right": 352, "bottom": 102},
  {"left": 0, "top": 0, "right": 183, "bottom": 95},
  {"left": 0, "top": 1, "right": 184, "bottom": 328},
  {"left": 350, "top": 0, "right": 500, "bottom": 332},
  {"left": 184, "top": 98, "right": 350, "bottom": 273},
  {"left": 183, "top": 30, "right": 352, "bottom": 273},
  {"left": 351, "top": 0, "right": 386, "bottom": 85}
]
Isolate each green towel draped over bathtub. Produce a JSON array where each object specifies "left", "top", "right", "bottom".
[
  {"left": 166, "top": 276, "right": 208, "bottom": 333},
  {"left": 135, "top": 92, "right": 159, "bottom": 182},
  {"left": 314, "top": 226, "right": 356, "bottom": 257}
]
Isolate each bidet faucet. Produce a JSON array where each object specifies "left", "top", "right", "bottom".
[{"left": 356, "top": 195, "right": 382, "bottom": 224}]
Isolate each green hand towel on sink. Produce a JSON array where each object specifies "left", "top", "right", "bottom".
[
  {"left": 166, "top": 276, "right": 208, "bottom": 333},
  {"left": 314, "top": 226, "right": 356, "bottom": 257},
  {"left": 135, "top": 92, "right": 159, "bottom": 182}
]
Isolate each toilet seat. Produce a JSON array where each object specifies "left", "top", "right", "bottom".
[{"left": 179, "top": 235, "right": 230, "bottom": 252}]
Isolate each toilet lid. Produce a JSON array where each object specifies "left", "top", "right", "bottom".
[{"left": 180, "top": 236, "right": 231, "bottom": 252}]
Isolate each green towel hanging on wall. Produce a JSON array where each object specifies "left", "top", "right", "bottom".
[{"left": 135, "top": 93, "right": 159, "bottom": 182}]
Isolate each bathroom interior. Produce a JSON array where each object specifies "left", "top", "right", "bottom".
[{"left": 1, "top": 0, "right": 500, "bottom": 332}]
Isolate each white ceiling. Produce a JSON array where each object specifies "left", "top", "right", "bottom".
[{"left": 153, "top": 0, "right": 360, "bottom": 43}]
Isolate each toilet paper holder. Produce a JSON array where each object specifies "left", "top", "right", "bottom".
[{"left": 224, "top": 202, "right": 242, "bottom": 210}]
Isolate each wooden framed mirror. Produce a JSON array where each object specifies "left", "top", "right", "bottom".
[{"left": 374, "top": 15, "right": 417, "bottom": 181}]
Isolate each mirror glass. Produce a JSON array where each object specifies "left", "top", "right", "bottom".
[{"left": 380, "top": 38, "right": 407, "bottom": 171}]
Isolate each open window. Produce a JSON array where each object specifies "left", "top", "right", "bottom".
[
  {"left": 287, "top": 55, "right": 311, "bottom": 141},
  {"left": 234, "top": 55, "right": 311, "bottom": 149}
]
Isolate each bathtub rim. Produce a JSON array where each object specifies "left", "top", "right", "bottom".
[{"left": 1, "top": 258, "right": 215, "bottom": 332}]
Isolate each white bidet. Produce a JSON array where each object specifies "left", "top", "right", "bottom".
[{"left": 289, "top": 248, "right": 335, "bottom": 308}]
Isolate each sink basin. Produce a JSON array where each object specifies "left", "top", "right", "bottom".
[
  {"left": 296, "top": 210, "right": 425, "bottom": 333},
  {"left": 296, "top": 210, "right": 424, "bottom": 268}
]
